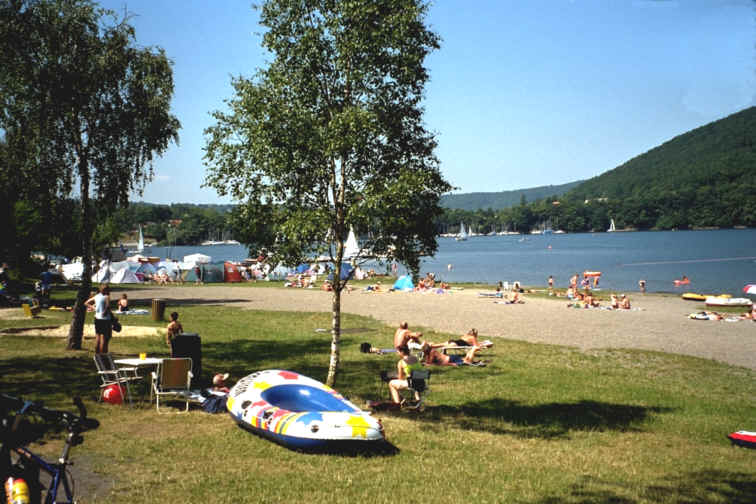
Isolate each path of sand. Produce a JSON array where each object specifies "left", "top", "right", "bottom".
[{"left": 111, "top": 286, "right": 756, "bottom": 370}]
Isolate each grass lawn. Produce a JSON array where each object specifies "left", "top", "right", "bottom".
[{"left": 1, "top": 289, "right": 754, "bottom": 503}]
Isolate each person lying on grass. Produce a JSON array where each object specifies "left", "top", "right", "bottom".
[{"left": 421, "top": 342, "right": 485, "bottom": 367}]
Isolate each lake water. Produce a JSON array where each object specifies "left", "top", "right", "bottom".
[{"left": 145, "top": 229, "right": 756, "bottom": 295}]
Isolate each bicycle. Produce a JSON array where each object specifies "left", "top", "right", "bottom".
[{"left": 1, "top": 394, "right": 99, "bottom": 504}]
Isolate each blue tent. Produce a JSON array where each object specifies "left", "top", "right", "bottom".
[
  {"left": 392, "top": 275, "right": 414, "bottom": 291},
  {"left": 295, "top": 263, "right": 310, "bottom": 274},
  {"left": 327, "top": 263, "right": 354, "bottom": 282}
]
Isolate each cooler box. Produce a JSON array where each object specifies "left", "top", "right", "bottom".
[{"left": 170, "top": 333, "right": 201, "bottom": 385}]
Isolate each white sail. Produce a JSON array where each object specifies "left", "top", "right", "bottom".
[
  {"left": 137, "top": 225, "right": 144, "bottom": 252},
  {"left": 344, "top": 227, "right": 360, "bottom": 259},
  {"left": 456, "top": 222, "right": 468, "bottom": 241},
  {"left": 607, "top": 219, "right": 616, "bottom": 233}
]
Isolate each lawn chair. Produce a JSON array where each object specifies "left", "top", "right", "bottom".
[
  {"left": 405, "top": 369, "right": 430, "bottom": 411},
  {"left": 151, "top": 358, "right": 193, "bottom": 413},
  {"left": 93, "top": 353, "right": 141, "bottom": 406},
  {"left": 378, "top": 368, "right": 430, "bottom": 411},
  {"left": 22, "top": 303, "right": 41, "bottom": 318}
]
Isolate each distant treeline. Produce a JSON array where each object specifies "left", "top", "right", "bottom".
[
  {"left": 118, "top": 202, "right": 233, "bottom": 246},
  {"left": 438, "top": 106, "right": 756, "bottom": 233},
  {"left": 440, "top": 181, "right": 583, "bottom": 211}
]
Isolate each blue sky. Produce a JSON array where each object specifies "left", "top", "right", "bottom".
[{"left": 98, "top": 0, "right": 755, "bottom": 205}]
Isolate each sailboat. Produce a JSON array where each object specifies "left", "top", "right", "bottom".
[
  {"left": 607, "top": 219, "right": 616, "bottom": 233},
  {"left": 343, "top": 227, "right": 361, "bottom": 259},
  {"left": 455, "top": 223, "right": 468, "bottom": 241},
  {"left": 137, "top": 225, "right": 145, "bottom": 252}
]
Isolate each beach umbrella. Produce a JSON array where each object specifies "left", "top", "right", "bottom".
[{"left": 743, "top": 284, "right": 756, "bottom": 295}]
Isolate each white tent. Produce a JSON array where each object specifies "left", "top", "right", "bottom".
[
  {"left": 183, "top": 253, "right": 212, "bottom": 265},
  {"left": 61, "top": 263, "right": 84, "bottom": 281},
  {"left": 157, "top": 261, "right": 179, "bottom": 276},
  {"left": 109, "top": 261, "right": 131, "bottom": 272},
  {"left": 110, "top": 268, "right": 141, "bottom": 284},
  {"left": 92, "top": 264, "right": 112, "bottom": 283}
]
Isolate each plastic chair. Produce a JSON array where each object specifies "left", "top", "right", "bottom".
[
  {"left": 151, "top": 358, "right": 193, "bottom": 413},
  {"left": 93, "top": 353, "right": 141, "bottom": 406}
]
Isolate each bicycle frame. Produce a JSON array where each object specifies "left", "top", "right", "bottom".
[{"left": 11, "top": 435, "right": 75, "bottom": 504}]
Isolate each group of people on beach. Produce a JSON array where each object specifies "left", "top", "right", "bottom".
[{"left": 387, "top": 321, "right": 491, "bottom": 405}]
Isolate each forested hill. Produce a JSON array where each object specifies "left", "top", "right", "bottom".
[
  {"left": 568, "top": 106, "right": 756, "bottom": 206},
  {"left": 441, "top": 180, "right": 583, "bottom": 211}
]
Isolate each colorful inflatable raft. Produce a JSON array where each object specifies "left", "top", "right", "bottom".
[{"left": 227, "top": 369, "right": 384, "bottom": 449}]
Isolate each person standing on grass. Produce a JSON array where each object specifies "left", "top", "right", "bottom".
[
  {"left": 86, "top": 285, "right": 112, "bottom": 354},
  {"left": 166, "top": 311, "right": 184, "bottom": 346}
]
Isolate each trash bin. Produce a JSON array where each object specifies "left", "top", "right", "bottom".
[
  {"left": 171, "top": 333, "right": 201, "bottom": 385},
  {"left": 151, "top": 299, "right": 166, "bottom": 322}
]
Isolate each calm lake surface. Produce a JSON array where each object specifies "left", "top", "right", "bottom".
[{"left": 145, "top": 229, "right": 756, "bottom": 295}]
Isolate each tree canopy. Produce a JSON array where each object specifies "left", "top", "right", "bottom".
[
  {"left": 205, "top": 0, "right": 450, "bottom": 385},
  {"left": 0, "top": 0, "right": 180, "bottom": 348}
]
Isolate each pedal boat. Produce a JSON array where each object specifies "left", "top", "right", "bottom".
[{"left": 227, "top": 369, "right": 384, "bottom": 449}]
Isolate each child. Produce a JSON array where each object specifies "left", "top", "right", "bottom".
[
  {"left": 212, "top": 373, "right": 230, "bottom": 394},
  {"left": 117, "top": 293, "right": 129, "bottom": 312},
  {"left": 166, "top": 311, "right": 183, "bottom": 346}
]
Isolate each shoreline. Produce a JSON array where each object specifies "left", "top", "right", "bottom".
[{"left": 115, "top": 285, "right": 756, "bottom": 371}]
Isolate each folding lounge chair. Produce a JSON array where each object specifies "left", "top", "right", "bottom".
[
  {"left": 151, "top": 358, "right": 193, "bottom": 413},
  {"left": 377, "top": 369, "right": 430, "bottom": 411},
  {"left": 405, "top": 369, "right": 430, "bottom": 410},
  {"left": 93, "top": 353, "right": 141, "bottom": 406}
]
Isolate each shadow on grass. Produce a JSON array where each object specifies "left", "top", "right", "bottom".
[
  {"left": 234, "top": 423, "right": 399, "bottom": 457},
  {"left": 415, "top": 398, "right": 672, "bottom": 439},
  {"left": 0, "top": 354, "right": 99, "bottom": 402},
  {"left": 535, "top": 470, "right": 756, "bottom": 503}
]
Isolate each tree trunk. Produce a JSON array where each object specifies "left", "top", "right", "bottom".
[
  {"left": 325, "top": 274, "right": 342, "bottom": 387},
  {"left": 67, "top": 153, "right": 92, "bottom": 350}
]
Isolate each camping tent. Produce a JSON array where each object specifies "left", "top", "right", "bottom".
[
  {"left": 183, "top": 263, "right": 225, "bottom": 283},
  {"left": 392, "top": 275, "right": 414, "bottom": 291},
  {"left": 327, "top": 263, "right": 354, "bottom": 282},
  {"left": 61, "top": 263, "right": 84, "bottom": 281},
  {"left": 224, "top": 262, "right": 242, "bottom": 283},
  {"left": 110, "top": 268, "right": 141, "bottom": 284},
  {"left": 183, "top": 253, "right": 212, "bottom": 265}
]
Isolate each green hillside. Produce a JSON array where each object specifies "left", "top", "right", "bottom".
[
  {"left": 441, "top": 180, "right": 583, "bottom": 211},
  {"left": 566, "top": 106, "right": 756, "bottom": 227}
]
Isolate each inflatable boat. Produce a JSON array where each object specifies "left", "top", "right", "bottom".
[
  {"left": 227, "top": 369, "right": 384, "bottom": 449},
  {"left": 705, "top": 297, "right": 753, "bottom": 307},
  {"left": 727, "top": 430, "right": 756, "bottom": 449},
  {"left": 682, "top": 293, "right": 730, "bottom": 301}
]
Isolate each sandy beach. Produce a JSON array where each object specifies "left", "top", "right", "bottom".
[{"left": 110, "top": 285, "right": 756, "bottom": 371}]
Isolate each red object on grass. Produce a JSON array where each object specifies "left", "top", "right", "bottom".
[{"left": 102, "top": 384, "right": 125, "bottom": 404}]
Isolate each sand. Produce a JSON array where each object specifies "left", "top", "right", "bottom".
[{"left": 99, "top": 285, "right": 756, "bottom": 371}]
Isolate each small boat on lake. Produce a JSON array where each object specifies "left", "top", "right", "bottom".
[{"left": 455, "top": 223, "right": 468, "bottom": 241}]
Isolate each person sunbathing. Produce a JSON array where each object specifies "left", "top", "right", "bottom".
[
  {"left": 421, "top": 342, "right": 484, "bottom": 367},
  {"left": 610, "top": 294, "right": 619, "bottom": 309},
  {"left": 117, "top": 293, "right": 129, "bottom": 313},
  {"left": 449, "top": 328, "right": 493, "bottom": 349},
  {"left": 394, "top": 321, "right": 422, "bottom": 351},
  {"left": 620, "top": 294, "right": 631, "bottom": 309}
]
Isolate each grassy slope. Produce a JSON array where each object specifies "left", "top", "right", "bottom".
[{"left": 1, "top": 288, "right": 754, "bottom": 503}]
